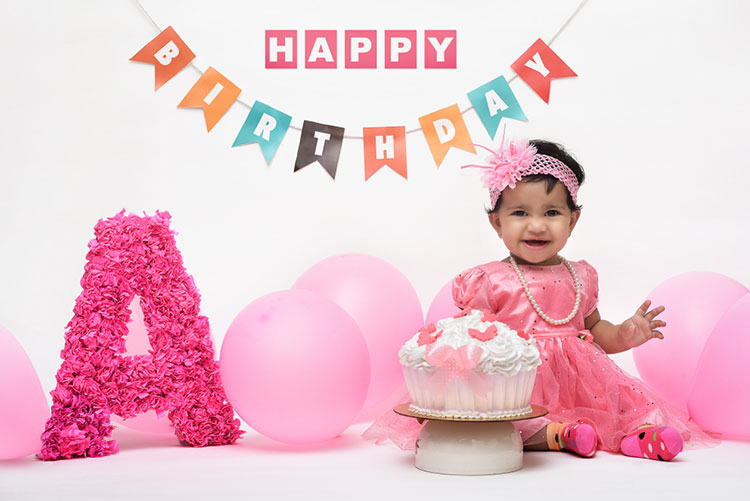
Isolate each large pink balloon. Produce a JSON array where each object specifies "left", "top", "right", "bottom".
[
  {"left": 0, "top": 325, "right": 50, "bottom": 459},
  {"left": 425, "top": 280, "right": 461, "bottom": 326},
  {"left": 111, "top": 299, "right": 174, "bottom": 435},
  {"left": 293, "top": 254, "right": 423, "bottom": 422},
  {"left": 633, "top": 272, "right": 748, "bottom": 411},
  {"left": 220, "top": 289, "right": 370, "bottom": 444},
  {"left": 688, "top": 293, "right": 750, "bottom": 438}
]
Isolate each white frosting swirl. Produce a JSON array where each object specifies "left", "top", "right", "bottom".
[{"left": 399, "top": 309, "right": 542, "bottom": 376}]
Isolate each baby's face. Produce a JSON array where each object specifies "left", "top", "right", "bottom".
[{"left": 488, "top": 180, "right": 580, "bottom": 265}]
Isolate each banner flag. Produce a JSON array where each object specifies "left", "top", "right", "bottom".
[
  {"left": 294, "top": 121, "right": 345, "bottom": 179},
  {"left": 467, "top": 75, "right": 527, "bottom": 139},
  {"left": 418, "top": 104, "right": 476, "bottom": 167},
  {"left": 177, "top": 66, "right": 241, "bottom": 132},
  {"left": 362, "top": 126, "right": 407, "bottom": 180},
  {"left": 510, "top": 38, "right": 576, "bottom": 104},
  {"left": 130, "top": 26, "right": 196, "bottom": 91},
  {"left": 232, "top": 101, "right": 292, "bottom": 164}
]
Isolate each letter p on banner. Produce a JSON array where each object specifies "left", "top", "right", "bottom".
[
  {"left": 39, "top": 211, "right": 243, "bottom": 460},
  {"left": 130, "top": 26, "right": 196, "bottom": 90}
]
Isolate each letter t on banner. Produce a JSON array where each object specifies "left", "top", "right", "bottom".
[
  {"left": 510, "top": 38, "right": 577, "bottom": 104},
  {"left": 178, "top": 67, "right": 241, "bottom": 132},
  {"left": 294, "top": 121, "right": 345, "bottom": 179},
  {"left": 419, "top": 104, "right": 475, "bottom": 167},
  {"left": 363, "top": 126, "right": 407, "bottom": 180},
  {"left": 232, "top": 100, "right": 292, "bottom": 164},
  {"left": 130, "top": 26, "right": 196, "bottom": 90}
]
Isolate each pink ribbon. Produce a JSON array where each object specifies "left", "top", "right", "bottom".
[{"left": 424, "top": 344, "right": 492, "bottom": 394}]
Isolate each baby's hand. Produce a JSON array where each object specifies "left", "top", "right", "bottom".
[{"left": 618, "top": 300, "right": 666, "bottom": 349}]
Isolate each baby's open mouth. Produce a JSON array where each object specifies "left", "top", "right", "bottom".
[{"left": 523, "top": 240, "right": 549, "bottom": 248}]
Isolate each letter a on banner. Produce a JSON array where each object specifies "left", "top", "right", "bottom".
[
  {"left": 39, "top": 211, "right": 243, "bottom": 460},
  {"left": 130, "top": 26, "right": 196, "bottom": 90},
  {"left": 467, "top": 76, "right": 527, "bottom": 139},
  {"left": 510, "top": 38, "right": 577, "bottom": 104},
  {"left": 294, "top": 120, "right": 345, "bottom": 179},
  {"left": 363, "top": 126, "right": 407, "bottom": 180},
  {"left": 178, "top": 67, "right": 241, "bottom": 132},
  {"left": 419, "top": 104, "right": 476, "bottom": 167},
  {"left": 232, "top": 100, "right": 292, "bottom": 164}
]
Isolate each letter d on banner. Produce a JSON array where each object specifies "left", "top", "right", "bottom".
[
  {"left": 178, "top": 67, "right": 241, "bottom": 132},
  {"left": 419, "top": 104, "right": 475, "bottom": 167},
  {"left": 232, "top": 101, "right": 292, "bottom": 164},
  {"left": 130, "top": 26, "right": 196, "bottom": 91}
]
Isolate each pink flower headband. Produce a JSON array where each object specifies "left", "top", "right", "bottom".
[{"left": 462, "top": 138, "right": 580, "bottom": 208}]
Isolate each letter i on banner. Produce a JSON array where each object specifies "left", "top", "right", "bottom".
[
  {"left": 510, "top": 38, "right": 576, "bottom": 104},
  {"left": 294, "top": 121, "right": 345, "bottom": 179},
  {"left": 130, "top": 26, "right": 196, "bottom": 90},
  {"left": 362, "top": 126, "right": 407, "bottom": 180},
  {"left": 232, "top": 101, "right": 292, "bottom": 164},
  {"left": 418, "top": 104, "right": 475, "bottom": 167},
  {"left": 178, "top": 67, "right": 241, "bottom": 132},
  {"left": 467, "top": 76, "right": 527, "bottom": 139}
]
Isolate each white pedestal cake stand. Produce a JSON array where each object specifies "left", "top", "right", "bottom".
[{"left": 394, "top": 403, "right": 548, "bottom": 476}]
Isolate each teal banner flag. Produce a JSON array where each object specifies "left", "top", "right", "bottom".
[
  {"left": 467, "top": 76, "right": 527, "bottom": 139},
  {"left": 232, "top": 100, "right": 292, "bottom": 164}
]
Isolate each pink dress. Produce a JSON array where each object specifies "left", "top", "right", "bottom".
[{"left": 363, "top": 259, "right": 715, "bottom": 452}]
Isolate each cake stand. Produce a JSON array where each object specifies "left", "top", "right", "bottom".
[{"left": 394, "top": 403, "right": 548, "bottom": 475}]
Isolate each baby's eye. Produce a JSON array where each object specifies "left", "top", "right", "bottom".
[
  {"left": 511, "top": 210, "right": 526, "bottom": 216},
  {"left": 545, "top": 210, "right": 561, "bottom": 216}
]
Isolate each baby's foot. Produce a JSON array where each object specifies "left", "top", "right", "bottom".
[
  {"left": 620, "top": 425, "right": 683, "bottom": 461},
  {"left": 547, "top": 422, "right": 597, "bottom": 457}
]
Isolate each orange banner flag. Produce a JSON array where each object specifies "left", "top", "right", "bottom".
[
  {"left": 130, "top": 26, "right": 196, "bottom": 91},
  {"left": 178, "top": 67, "right": 241, "bottom": 132},
  {"left": 418, "top": 104, "right": 475, "bottom": 167},
  {"left": 362, "top": 126, "right": 407, "bottom": 180}
]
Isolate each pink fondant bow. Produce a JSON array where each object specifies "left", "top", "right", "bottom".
[{"left": 424, "top": 344, "right": 491, "bottom": 394}]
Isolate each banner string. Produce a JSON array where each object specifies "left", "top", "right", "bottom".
[{"left": 133, "top": 0, "right": 588, "bottom": 140}]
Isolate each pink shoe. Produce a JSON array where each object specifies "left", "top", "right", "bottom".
[
  {"left": 620, "top": 426, "right": 683, "bottom": 461},
  {"left": 560, "top": 423, "right": 597, "bottom": 458}
]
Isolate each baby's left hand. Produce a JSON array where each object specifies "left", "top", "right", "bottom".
[{"left": 618, "top": 299, "right": 666, "bottom": 349}]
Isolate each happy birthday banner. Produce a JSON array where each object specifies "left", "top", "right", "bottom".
[{"left": 130, "top": 26, "right": 576, "bottom": 180}]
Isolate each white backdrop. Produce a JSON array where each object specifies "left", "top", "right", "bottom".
[{"left": 2, "top": 0, "right": 750, "bottom": 405}]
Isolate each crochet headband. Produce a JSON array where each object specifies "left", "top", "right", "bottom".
[{"left": 462, "top": 139, "right": 580, "bottom": 208}]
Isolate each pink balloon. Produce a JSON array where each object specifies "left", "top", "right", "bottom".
[
  {"left": 0, "top": 324, "right": 50, "bottom": 459},
  {"left": 425, "top": 280, "right": 460, "bottom": 326},
  {"left": 633, "top": 272, "right": 748, "bottom": 411},
  {"left": 111, "top": 299, "right": 174, "bottom": 435},
  {"left": 688, "top": 294, "right": 750, "bottom": 438},
  {"left": 293, "top": 254, "right": 423, "bottom": 422},
  {"left": 220, "top": 290, "right": 370, "bottom": 444}
]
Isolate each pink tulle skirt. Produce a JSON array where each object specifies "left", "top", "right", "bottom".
[{"left": 363, "top": 333, "right": 718, "bottom": 452}]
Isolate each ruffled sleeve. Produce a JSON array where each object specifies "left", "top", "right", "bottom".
[
  {"left": 578, "top": 260, "right": 600, "bottom": 317},
  {"left": 452, "top": 266, "right": 499, "bottom": 312}
]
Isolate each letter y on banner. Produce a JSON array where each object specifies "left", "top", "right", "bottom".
[
  {"left": 178, "top": 67, "right": 241, "bottom": 132},
  {"left": 130, "top": 26, "right": 196, "bottom": 91},
  {"left": 511, "top": 38, "right": 576, "bottom": 104},
  {"left": 39, "top": 211, "right": 243, "bottom": 460}
]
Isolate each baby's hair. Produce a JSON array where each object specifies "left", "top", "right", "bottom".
[{"left": 487, "top": 139, "right": 585, "bottom": 214}]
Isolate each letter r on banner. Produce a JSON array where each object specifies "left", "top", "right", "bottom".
[
  {"left": 178, "top": 66, "right": 241, "bottom": 132},
  {"left": 232, "top": 100, "right": 292, "bottom": 164},
  {"left": 363, "top": 126, "right": 407, "bottom": 180},
  {"left": 130, "top": 26, "right": 196, "bottom": 90}
]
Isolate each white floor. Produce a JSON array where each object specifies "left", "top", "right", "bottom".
[{"left": 1, "top": 423, "right": 748, "bottom": 501}]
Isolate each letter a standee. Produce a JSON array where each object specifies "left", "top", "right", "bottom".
[{"left": 39, "top": 211, "right": 243, "bottom": 460}]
